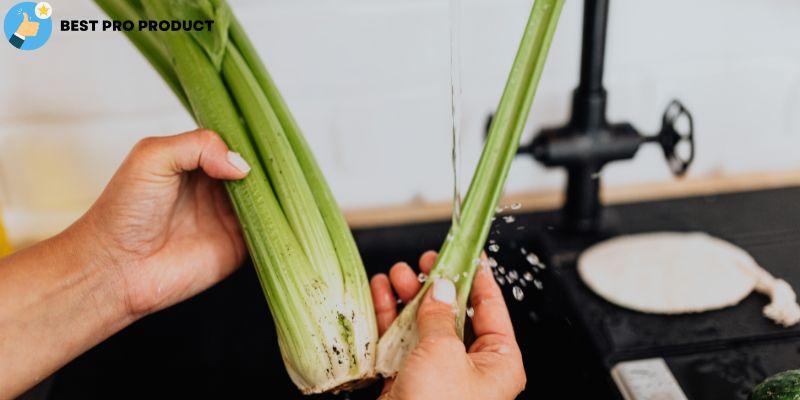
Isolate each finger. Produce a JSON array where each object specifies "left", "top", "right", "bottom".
[
  {"left": 22, "top": 12, "right": 29, "bottom": 22},
  {"left": 469, "top": 261, "right": 515, "bottom": 340},
  {"left": 127, "top": 129, "right": 250, "bottom": 181},
  {"left": 389, "top": 262, "right": 421, "bottom": 303},
  {"left": 416, "top": 278, "right": 458, "bottom": 341},
  {"left": 380, "top": 378, "right": 395, "bottom": 399},
  {"left": 370, "top": 274, "right": 397, "bottom": 336},
  {"left": 418, "top": 250, "right": 437, "bottom": 275}
]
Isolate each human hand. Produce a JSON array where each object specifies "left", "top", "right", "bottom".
[
  {"left": 71, "top": 129, "right": 250, "bottom": 318},
  {"left": 15, "top": 13, "right": 39, "bottom": 37},
  {"left": 370, "top": 251, "right": 526, "bottom": 400}
]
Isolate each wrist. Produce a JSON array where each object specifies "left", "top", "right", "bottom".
[
  {"left": 54, "top": 219, "right": 136, "bottom": 331},
  {"left": 0, "top": 221, "right": 135, "bottom": 396}
]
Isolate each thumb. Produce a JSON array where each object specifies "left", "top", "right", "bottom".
[
  {"left": 125, "top": 129, "right": 250, "bottom": 182},
  {"left": 416, "top": 278, "right": 458, "bottom": 341}
]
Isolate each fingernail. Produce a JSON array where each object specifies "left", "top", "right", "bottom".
[
  {"left": 432, "top": 278, "right": 456, "bottom": 305},
  {"left": 227, "top": 151, "right": 251, "bottom": 174}
]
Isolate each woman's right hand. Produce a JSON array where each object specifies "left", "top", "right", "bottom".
[{"left": 370, "top": 251, "right": 527, "bottom": 400}]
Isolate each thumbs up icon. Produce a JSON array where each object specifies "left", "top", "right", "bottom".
[
  {"left": 16, "top": 13, "right": 40, "bottom": 37},
  {"left": 9, "top": 12, "right": 40, "bottom": 49}
]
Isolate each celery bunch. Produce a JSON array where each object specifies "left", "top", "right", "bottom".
[
  {"left": 94, "top": 0, "right": 377, "bottom": 394},
  {"left": 376, "top": 0, "right": 564, "bottom": 376},
  {"left": 95, "top": 0, "right": 564, "bottom": 391}
]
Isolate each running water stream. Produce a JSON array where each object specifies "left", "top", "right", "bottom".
[{"left": 449, "top": 0, "right": 463, "bottom": 229}]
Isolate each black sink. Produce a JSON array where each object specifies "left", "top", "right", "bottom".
[{"left": 38, "top": 187, "right": 800, "bottom": 400}]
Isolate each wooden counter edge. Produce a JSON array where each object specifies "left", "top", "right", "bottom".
[{"left": 343, "top": 170, "right": 800, "bottom": 229}]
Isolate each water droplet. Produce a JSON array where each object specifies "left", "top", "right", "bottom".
[
  {"left": 533, "top": 279, "right": 543, "bottom": 290},
  {"left": 498, "top": 266, "right": 506, "bottom": 275},
  {"left": 489, "top": 239, "right": 496, "bottom": 244},
  {"left": 516, "top": 226, "right": 525, "bottom": 231},
  {"left": 497, "top": 276, "right": 506, "bottom": 285},
  {"left": 453, "top": 274, "right": 460, "bottom": 282},
  {"left": 473, "top": 258, "right": 482, "bottom": 266},
  {"left": 520, "top": 247, "right": 527, "bottom": 255},
  {"left": 508, "top": 270, "right": 519, "bottom": 281},
  {"left": 397, "top": 298, "right": 403, "bottom": 304},
  {"left": 466, "top": 307, "right": 475, "bottom": 318},
  {"left": 538, "top": 262, "right": 547, "bottom": 270},
  {"left": 511, "top": 203, "right": 522, "bottom": 210},
  {"left": 488, "top": 244, "right": 500, "bottom": 252},
  {"left": 519, "top": 279, "right": 527, "bottom": 287},
  {"left": 417, "top": 273, "right": 428, "bottom": 283},
  {"left": 495, "top": 206, "right": 505, "bottom": 213},
  {"left": 546, "top": 225, "right": 555, "bottom": 231},
  {"left": 523, "top": 271, "right": 534, "bottom": 281},
  {"left": 513, "top": 286, "right": 524, "bottom": 301},
  {"left": 526, "top": 253, "right": 540, "bottom": 265},
  {"left": 488, "top": 257, "right": 498, "bottom": 268},
  {"left": 491, "top": 216, "right": 496, "bottom": 222},
  {"left": 503, "top": 215, "right": 516, "bottom": 224}
]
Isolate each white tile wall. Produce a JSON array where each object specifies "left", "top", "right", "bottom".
[{"left": 2, "top": 0, "right": 800, "bottom": 241}]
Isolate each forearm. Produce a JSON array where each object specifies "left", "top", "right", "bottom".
[{"left": 0, "top": 222, "right": 132, "bottom": 399}]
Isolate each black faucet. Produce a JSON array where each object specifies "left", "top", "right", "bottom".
[{"left": 515, "top": 0, "right": 695, "bottom": 233}]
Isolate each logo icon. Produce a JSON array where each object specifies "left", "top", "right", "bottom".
[{"left": 4, "top": 2, "right": 53, "bottom": 51}]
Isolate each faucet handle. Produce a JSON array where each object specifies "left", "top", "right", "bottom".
[{"left": 656, "top": 100, "right": 695, "bottom": 176}]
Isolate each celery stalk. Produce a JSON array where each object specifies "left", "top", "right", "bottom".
[
  {"left": 227, "top": 18, "right": 376, "bottom": 351},
  {"left": 376, "top": 0, "right": 564, "bottom": 377},
  {"left": 100, "top": 0, "right": 378, "bottom": 393}
]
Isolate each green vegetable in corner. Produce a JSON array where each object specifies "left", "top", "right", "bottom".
[
  {"left": 376, "top": 0, "right": 564, "bottom": 377},
  {"left": 93, "top": 0, "right": 377, "bottom": 394},
  {"left": 751, "top": 370, "right": 800, "bottom": 400}
]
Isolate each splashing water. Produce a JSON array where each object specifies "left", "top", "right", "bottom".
[
  {"left": 418, "top": 273, "right": 428, "bottom": 283},
  {"left": 523, "top": 271, "right": 534, "bottom": 281},
  {"left": 512, "top": 286, "right": 525, "bottom": 301},
  {"left": 466, "top": 307, "right": 475, "bottom": 318},
  {"left": 507, "top": 270, "right": 519, "bottom": 281},
  {"left": 503, "top": 215, "right": 516, "bottom": 224},
  {"left": 488, "top": 244, "right": 500, "bottom": 252},
  {"left": 449, "top": 0, "right": 463, "bottom": 228}
]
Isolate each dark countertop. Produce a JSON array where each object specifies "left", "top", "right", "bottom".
[{"left": 36, "top": 186, "right": 800, "bottom": 399}]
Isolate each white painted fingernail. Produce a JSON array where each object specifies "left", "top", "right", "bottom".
[
  {"left": 432, "top": 278, "right": 456, "bottom": 305},
  {"left": 227, "top": 151, "right": 251, "bottom": 174}
]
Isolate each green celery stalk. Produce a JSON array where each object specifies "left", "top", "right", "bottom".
[
  {"left": 98, "top": 0, "right": 379, "bottom": 393},
  {"left": 376, "top": 0, "right": 564, "bottom": 377},
  {"left": 227, "top": 18, "right": 375, "bottom": 343}
]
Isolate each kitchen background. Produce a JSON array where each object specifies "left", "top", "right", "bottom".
[{"left": 2, "top": 0, "right": 800, "bottom": 245}]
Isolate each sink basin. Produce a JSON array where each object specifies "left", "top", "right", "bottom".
[{"left": 35, "top": 187, "right": 800, "bottom": 399}]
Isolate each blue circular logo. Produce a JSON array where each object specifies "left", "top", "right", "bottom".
[{"left": 4, "top": 2, "right": 53, "bottom": 51}]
